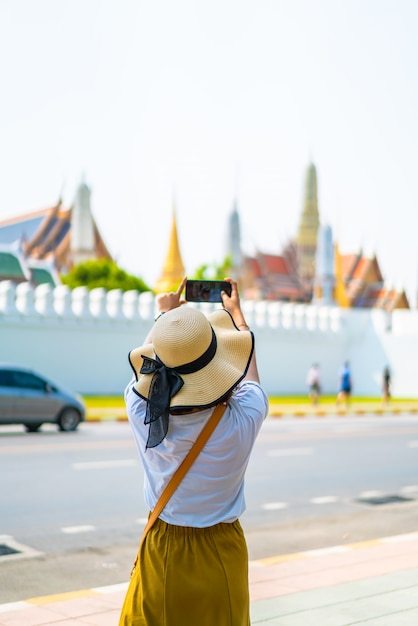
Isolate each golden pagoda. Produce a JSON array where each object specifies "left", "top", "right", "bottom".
[{"left": 153, "top": 207, "right": 185, "bottom": 294}]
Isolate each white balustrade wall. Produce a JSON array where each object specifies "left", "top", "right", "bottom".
[{"left": 1, "top": 280, "right": 417, "bottom": 397}]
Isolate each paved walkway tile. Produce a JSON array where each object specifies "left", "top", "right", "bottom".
[
  {"left": 0, "top": 587, "right": 127, "bottom": 626},
  {"left": 251, "top": 569, "right": 418, "bottom": 625},
  {"left": 2, "top": 534, "right": 418, "bottom": 625},
  {"left": 361, "top": 608, "right": 418, "bottom": 625}
]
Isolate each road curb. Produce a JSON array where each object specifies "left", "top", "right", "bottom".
[
  {"left": 85, "top": 409, "right": 418, "bottom": 422},
  {"left": 0, "top": 583, "right": 128, "bottom": 614},
  {"left": 251, "top": 531, "right": 418, "bottom": 566},
  {"left": 269, "top": 408, "right": 418, "bottom": 418},
  {"left": 2, "top": 532, "right": 418, "bottom": 614},
  {"left": 84, "top": 402, "right": 418, "bottom": 423}
]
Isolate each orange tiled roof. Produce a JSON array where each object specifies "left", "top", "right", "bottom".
[
  {"left": 242, "top": 251, "right": 305, "bottom": 301},
  {"left": 341, "top": 254, "right": 359, "bottom": 278},
  {"left": 245, "top": 257, "right": 263, "bottom": 278},
  {"left": 261, "top": 254, "right": 290, "bottom": 274},
  {"left": 352, "top": 257, "right": 369, "bottom": 279}
]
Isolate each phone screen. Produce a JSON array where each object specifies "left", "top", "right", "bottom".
[{"left": 185, "top": 280, "right": 231, "bottom": 302}]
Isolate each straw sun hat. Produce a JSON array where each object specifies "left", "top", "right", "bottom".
[{"left": 128, "top": 306, "right": 254, "bottom": 447}]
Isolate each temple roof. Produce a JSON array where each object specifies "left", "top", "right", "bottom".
[
  {"left": 0, "top": 247, "right": 29, "bottom": 281},
  {"left": 242, "top": 252, "right": 305, "bottom": 302},
  {"left": 0, "top": 242, "right": 59, "bottom": 286},
  {"left": 0, "top": 186, "right": 112, "bottom": 285},
  {"left": 0, "top": 206, "right": 59, "bottom": 245}
]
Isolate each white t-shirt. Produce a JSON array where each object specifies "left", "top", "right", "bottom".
[
  {"left": 125, "top": 380, "right": 269, "bottom": 527},
  {"left": 306, "top": 366, "right": 320, "bottom": 386}
]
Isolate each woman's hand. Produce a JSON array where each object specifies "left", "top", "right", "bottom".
[
  {"left": 220, "top": 278, "right": 249, "bottom": 330},
  {"left": 221, "top": 278, "right": 259, "bottom": 382},
  {"left": 156, "top": 277, "right": 187, "bottom": 313}
]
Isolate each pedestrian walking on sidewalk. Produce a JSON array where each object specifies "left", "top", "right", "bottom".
[
  {"left": 119, "top": 277, "right": 268, "bottom": 626},
  {"left": 336, "top": 361, "right": 352, "bottom": 408},
  {"left": 382, "top": 365, "right": 391, "bottom": 405},
  {"left": 306, "top": 363, "right": 321, "bottom": 406}
]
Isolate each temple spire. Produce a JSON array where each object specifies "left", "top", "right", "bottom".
[
  {"left": 71, "top": 177, "right": 96, "bottom": 265},
  {"left": 296, "top": 162, "right": 320, "bottom": 294},
  {"left": 154, "top": 201, "right": 185, "bottom": 294},
  {"left": 226, "top": 197, "right": 242, "bottom": 281},
  {"left": 313, "top": 224, "right": 335, "bottom": 304}
]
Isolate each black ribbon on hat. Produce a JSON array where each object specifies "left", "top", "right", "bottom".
[{"left": 140, "top": 329, "right": 217, "bottom": 448}]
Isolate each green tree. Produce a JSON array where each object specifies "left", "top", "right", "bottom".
[
  {"left": 192, "top": 255, "right": 233, "bottom": 280},
  {"left": 61, "top": 259, "right": 151, "bottom": 292}
]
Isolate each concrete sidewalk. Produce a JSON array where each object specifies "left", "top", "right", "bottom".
[{"left": 1, "top": 532, "right": 418, "bottom": 625}]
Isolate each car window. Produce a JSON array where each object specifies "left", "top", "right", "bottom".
[
  {"left": 0, "top": 370, "right": 14, "bottom": 386},
  {"left": 11, "top": 371, "right": 48, "bottom": 391}
]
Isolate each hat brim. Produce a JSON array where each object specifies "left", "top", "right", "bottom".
[{"left": 128, "top": 308, "right": 254, "bottom": 410}]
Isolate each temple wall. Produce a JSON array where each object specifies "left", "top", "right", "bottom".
[{"left": 1, "top": 280, "right": 417, "bottom": 397}]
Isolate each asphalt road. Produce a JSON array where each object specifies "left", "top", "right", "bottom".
[{"left": 0, "top": 414, "right": 417, "bottom": 602}]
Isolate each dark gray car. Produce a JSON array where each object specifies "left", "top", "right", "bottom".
[{"left": 0, "top": 364, "right": 86, "bottom": 432}]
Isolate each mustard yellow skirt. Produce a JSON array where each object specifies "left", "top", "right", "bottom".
[{"left": 119, "top": 518, "right": 250, "bottom": 626}]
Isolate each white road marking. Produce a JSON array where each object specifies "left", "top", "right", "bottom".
[
  {"left": 267, "top": 447, "right": 314, "bottom": 457},
  {"left": 61, "top": 525, "right": 96, "bottom": 534},
  {"left": 359, "top": 490, "right": 385, "bottom": 499},
  {"left": 262, "top": 502, "right": 288, "bottom": 510},
  {"left": 310, "top": 496, "right": 339, "bottom": 504},
  {"left": 72, "top": 459, "right": 138, "bottom": 470},
  {"left": 400, "top": 485, "right": 418, "bottom": 494},
  {"left": 0, "top": 534, "right": 43, "bottom": 561}
]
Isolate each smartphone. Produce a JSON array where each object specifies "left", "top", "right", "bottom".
[{"left": 185, "top": 280, "right": 232, "bottom": 303}]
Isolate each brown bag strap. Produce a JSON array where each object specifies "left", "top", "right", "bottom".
[{"left": 131, "top": 402, "right": 227, "bottom": 574}]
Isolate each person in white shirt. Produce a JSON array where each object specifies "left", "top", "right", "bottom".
[
  {"left": 306, "top": 363, "right": 321, "bottom": 406},
  {"left": 119, "top": 277, "right": 268, "bottom": 626}
]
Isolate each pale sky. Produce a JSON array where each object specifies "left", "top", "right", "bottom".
[{"left": 1, "top": 0, "right": 417, "bottom": 303}]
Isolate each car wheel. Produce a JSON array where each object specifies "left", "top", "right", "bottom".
[
  {"left": 58, "top": 408, "right": 81, "bottom": 432},
  {"left": 24, "top": 423, "right": 42, "bottom": 433}
]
